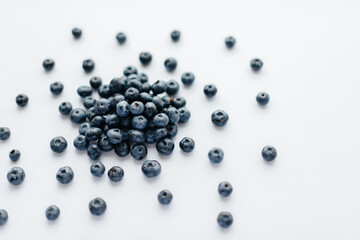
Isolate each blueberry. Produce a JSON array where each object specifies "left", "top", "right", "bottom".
[
  {"left": 119, "top": 116, "right": 132, "bottom": 128},
  {"left": 208, "top": 147, "right": 224, "bottom": 164},
  {"left": 204, "top": 84, "right": 217, "bottom": 98},
  {"left": 154, "top": 128, "right": 168, "bottom": 141},
  {"left": 130, "top": 101, "right": 144, "bottom": 115},
  {"left": 15, "top": 94, "right": 28, "bottom": 107},
  {"left": 45, "top": 205, "right": 60, "bottom": 221},
  {"left": 58, "top": 102, "right": 72, "bottom": 115},
  {"left": 262, "top": 145, "right": 277, "bottom": 161},
  {"left": 70, "top": 108, "right": 87, "bottom": 124},
  {"left": 108, "top": 95, "right": 125, "bottom": 111},
  {"left": 108, "top": 166, "right": 124, "bottom": 182},
  {"left": 211, "top": 110, "right": 229, "bottom": 127},
  {"left": 170, "top": 30, "right": 180, "bottom": 42},
  {"left": 106, "top": 128, "right": 123, "bottom": 144},
  {"left": 73, "top": 135, "right": 88, "bottom": 150},
  {"left": 90, "top": 162, "right": 105, "bottom": 177},
  {"left": 43, "top": 58, "right": 55, "bottom": 71},
  {"left": 56, "top": 166, "right": 74, "bottom": 184},
  {"left": 158, "top": 190, "right": 173, "bottom": 205},
  {"left": 250, "top": 58, "right": 263, "bottom": 71},
  {"left": 114, "top": 141, "right": 130, "bottom": 157},
  {"left": 132, "top": 115, "right": 148, "bottom": 130},
  {"left": 141, "top": 160, "right": 161, "bottom": 178},
  {"left": 164, "top": 58, "right": 177, "bottom": 72},
  {"left": 98, "top": 85, "right": 112, "bottom": 98},
  {"left": 256, "top": 92, "right": 270, "bottom": 105},
  {"left": 116, "top": 32, "right": 126, "bottom": 44},
  {"left": 109, "top": 77, "right": 126, "bottom": 94},
  {"left": 164, "top": 107, "right": 180, "bottom": 124},
  {"left": 218, "top": 181, "right": 233, "bottom": 197},
  {"left": 139, "top": 51, "right": 152, "bottom": 65},
  {"left": 0, "top": 127, "right": 11, "bottom": 140},
  {"left": 97, "top": 136, "right": 114, "bottom": 152},
  {"left": 156, "top": 138, "right": 174, "bottom": 155},
  {"left": 83, "top": 96, "right": 96, "bottom": 109},
  {"left": 90, "top": 116, "right": 106, "bottom": 129},
  {"left": 152, "top": 96, "right": 164, "bottom": 111},
  {"left": 125, "top": 87, "right": 140, "bottom": 102},
  {"left": 143, "top": 102, "right": 157, "bottom": 118},
  {"left": 162, "top": 96, "right": 171, "bottom": 108},
  {"left": 86, "top": 107, "right": 97, "bottom": 121},
  {"left": 77, "top": 86, "right": 93, "bottom": 98},
  {"left": 151, "top": 80, "right": 167, "bottom": 95},
  {"left": 82, "top": 59, "right": 95, "bottom": 73},
  {"left": 79, "top": 123, "right": 91, "bottom": 135},
  {"left": 139, "top": 73, "right": 148, "bottom": 83},
  {"left": 0, "top": 210, "right": 8, "bottom": 226},
  {"left": 123, "top": 66, "right": 137, "bottom": 76},
  {"left": 7, "top": 167, "right": 25, "bottom": 185},
  {"left": 105, "top": 114, "right": 120, "bottom": 128},
  {"left": 142, "top": 82, "right": 151, "bottom": 93},
  {"left": 50, "top": 136, "right": 67, "bottom": 153},
  {"left": 179, "top": 137, "right": 195, "bottom": 153},
  {"left": 178, "top": 107, "right": 191, "bottom": 123},
  {"left": 9, "top": 149, "right": 21, "bottom": 161},
  {"left": 139, "top": 92, "right": 153, "bottom": 104},
  {"left": 94, "top": 98, "right": 110, "bottom": 115},
  {"left": 89, "top": 197, "right": 107, "bottom": 216},
  {"left": 181, "top": 72, "right": 195, "bottom": 86},
  {"left": 49, "top": 82, "right": 64, "bottom": 95},
  {"left": 166, "top": 80, "right": 180, "bottom": 95},
  {"left": 87, "top": 144, "right": 102, "bottom": 160},
  {"left": 89, "top": 76, "right": 102, "bottom": 89},
  {"left": 166, "top": 124, "right": 178, "bottom": 138},
  {"left": 225, "top": 36, "right": 236, "bottom": 48},
  {"left": 128, "top": 130, "right": 145, "bottom": 144},
  {"left": 153, "top": 113, "right": 169, "bottom": 127},
  {"left": 217, "top": 211, "right": 233, "bottom": 228},
  {"left": 171, "top": 97, "right": 186, "bottom": 108},
  {"left": 145, "top": 130, "right": 156, "bottom": 144},
  {"left": 127, "top": 79, "right": 142, "bottom": 91},
  {"left": 85, "top": 127, "right": 102, "bottom": 141},
  {"left": 131, "top": 144, "right": 147, "bottom": 160},
  {"left": 115, "top": 101, "right": 129, "bottom": 117},
  {"left": 72, "top": 27, "right": 82, "bottom": 38}
]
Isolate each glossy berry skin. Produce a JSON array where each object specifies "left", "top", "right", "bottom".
[
  {"left": 154, "top": 128, "right": 167, "bottom": 141},
  {"left": 139, "top": 92, "right": 153, "bottom": 104},
  {"left": 204, "top": 84, "right": 217, "bottom": 98},
  {"left": 158, "top": 190, "right": 173, "bottom": 205},
  {"left": 151, "top": 80, "right": 167, "bottom": 95},
  {"left": 108, "top": 166, "right": 124, "bottom": 182},
  {"left": 145, "top": 130, "right": 156, "bottom": 144},
  {"left": 131, "top": 144, "right": 147, "bottom": 160},
  {"left": 85, "top": 127, "right": 102, "bottom": 141},
  {"left": 256, "top": 92, "right": 270, "bottom": 105},
  {"left": 116, "top": 32, "right": 126, "bottom": 44},
  {"left": 139, "top": 52, "right": 152, "bottom": 65},
  {"left": 58, "top": 102, "right": 72, "bottom": 115},
  {"left": 70, "top": 108, "right": 87, "bottom": 124},
  {"left": 77, "top": 86, "right": 93, "bottom": 98},
  {"left": 123, "top": 66, "right": 138, "bottom": 76},
  {"left": 141, "top": 160, "right": 161, "bottom": 178},
  {"left": 164, "top": 107, "right": 180, "bottom": 124},
  {"left": 43, "top": 59, "right": 55, "bottom": 71},
  {"left": 116, "top": 101, "right": 130, "bottom": 117},
  {"left": 179, "top": 137, "right": 195, "bottom": 153},
  {"left": 130, "top": 101, "right": 144, "bottom": 115},
  {"left": 50, "top": 82, "right": 64, "bottom": 95},
  {"left": 156, "top": 138, "right": 175, "bottom": 155},
  {"left": 125, "top": 87, "right": 140, "bottom": 102},
  {"left": 139, "top": 73, "right": 148, "bottom": 83},
  {"left": 261, "top": 145, "right": 277, "bottom": 161},
  {"left": 82, "top": 59, "right": 95, "bottom": 73},
  {"left": 152, "top": 96, "right": 164, "bottom": 111},
  {"left": 181, "top": 72, "right": 195, "bottom": 86},
  {"left": 153, "top": 113, "right": 169, "bottom": 127},
  {"left": 171, "top": 97, "right": 186, "bottom": 108},
  {"left": 83, "top": 96, "right": 96, "bottom": 109},
  {"left": 164, "top": 58, "right": 177, "bottom": 72},
  {"left": 218, "top": 181, "right": 233, "bottom": 197},
  {"left": 15, "top": 94, "right": 28, "bottom": 107},
  {"left": 178, "top": 107, "right": 191, "bottom": 123},
  {"left": 90, "top": 116, "right": 106, "bottom": 129},
  {"left": 89, "top": 197, "right": 107, "bottom": 216},
  {"left": 9, "top": 149, "right": 21, "bottom": 161},
  {"left": 109, "top": 95, "right": 125, "bottom": 111},
  {"left": 98, "top": 85, "right": 112, "bottom": 98},
  {"left": 132, "top": 115, "right": 148, "bottom": 130},
  {"left": 142, "top": 83, "right": 151, "bottom": 93},
  {"left": 97, "top": 136, "right": 114, "bottom": 152},
  {"left": 211, "top": 110, "right": 229, "bottom": 127},
  {"left": 208, "top": 147, "right": 224, "bottom": 164},
  {"left": 166, "top": 124, "right": 178, "bottom": 138},
  {"left": 86, "top": 107, "right": 97, "bottom": 121},
  {"left": 166, "top": 80, "right": 179, "bottom": 95},
  {"left": 89, "top": 76, "right": 102, "bottom": 89},
  {"left": 0, "top": 210, "right": 8, "bottom": 226},
  {"left": 170, "top": 30, "right": 180, "bottom": 42},
  {"left": 225, "top": 36, "right": 236, "bottom": 48},
  {"left": 105, "top": 114, "right": 120, "bottom": 128},
  {"left": 50, "top": 136, "right": 67, "bottom": 153},
  {"left": 107, "top": 129, "right": 123, "bottom": 145},
  {"left": 217, "top": 211, "right": 233, "bottom": 228},
  {"left": 90, "top": 162, "right": 105, "bottom": 177},
  {"left": 0, "top": 127, "right": 11, "bottom": 140},
  {"left": 114, "top": 141, "right": 130, "bottom": 157},
  {"left": 94, "top": 98, "right": 110, "bottom": 115},
  {"left": 109, "top": 77, "right": 126, "bottom": 94},
  {"left": 7, "top": 167, "right": 25, "bottom": 185},
  {"left": 45, "top": 205, "right": 60, "bottom": 221},
  {"left": 144, "top": 102, "right": 157, "bottom": 118},
  {"left": 87, "top": 144, "right": 102, "bottom": 160},
  {"left": 128, "top": 130, "right": 145, "bottom": 144},
  {"left": 250, "top": 58, "right": 263, "bottom": 71},
  {"left": 56, "top": 166, "right": 74, "bottom": 184},
  {"left": 73, "top": 135, "right": 88, "bottom": 150},
  {"left": 72, "top": 27, "right": 82, "bottom": 38}
]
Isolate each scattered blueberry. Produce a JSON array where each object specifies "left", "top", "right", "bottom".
[
  {"left": 73, "top": 135, "right": 88, "bottom": 151},
  {"left": 9, "top": 149, "right": 21, "bottom": 161},
  {"left": 141, "top": 160, "right": 161, "bottom": 178},
  {"left": 90, "top": 116, "right": 106, "bottom": 129},
  {"left": 262, "top": 145, "right": 277, "bottom": 161},
  {"left": 0, "top": 127, "right": 11, "bottom": 140},
  {"left": 130, "top": 101, "right": 144, "bottom": 115},
  {"left": 108, "top": 166, "right": 124, "bottom": 182},
  {"left": 50, "top": 82, "right": 64, "bottom": 95},
  {"left": 178, "top": 107, "right": 191, "bottom": 123},
  {"left": 153, "top": 113, "right": 169, "bottom": 127},
  {"left": 204, "top": 84, "right": 217, "bottom": 98},
  {"left": 131, "top": 144, "right": 147, "bottom": 160},
  {"left": 218, "top": 181, "right": 233, "bottom": 197},
  {"left": 45, "top": 205, "right": 60, "bottom": 221},
  {"left": 87, "top": 144, "right": 102, "bottom": 160},
  {"left": 85, "top": 127, "right": 102, "bottom": 141},
  {"left": 179, "top": 137, "right": 195, "bottom": 153},
  {"left": 139, "top": 52, "right": 152, "bottom": 65},
  {"left": 156, "top": 138, "right": 175, "bottom": 155},
  {"left": 211, "top": 110, "right": 229, "bottom": 127},
  {"left": 181, "top": 72, "right": 195, "bottom": 86},
  {"left": 89, "top": 197, "right": 107, "bottom": 216},
  {"left": 70, "top": 108, "right": 87, "bottom": 124},
  {"left": 0, "top": 210, "right": 8, "bottom": 226},
  {"left": 166, "top": 80, "right": 179, "bottom": 95},
  {"left": 114, "top": 141, "right": 130, "bottom": 157},
  {"left": 250, "top": 58, "right": 263, "bottom": 71},
  {"left": 125, "top": 87, "right": 140, "bottom": 102},
  {"left": 43, "top": 58, "right": 55, "bottom": 71},
  {"left": 50, "top": 136, "right": 67, "bottom": 153},
  {"left": 58, "top": 102, "right": 72, "bottom": 115},
  {"left": 7, "top": 167, "right": 25, "bottom": 185},
  {"left": 56, "top": 166, "right": 74, "bottom": 184},
  {"left": 132, "top": 115, "right": 148, "bottom": 130},
  {"left": 94, "top": 98, "right": 110, "bottom": 115},
  {"left": 256, "top": 92, "right": 270, "bottom": 105},
  {"left": 217, "top": 211, "right": 233, "bottom": 228},
  {"left": 106, "top": 128, "right": 123, "bottom": 144},
  {"left": 164, "top": 58, "right": 177, "bottom": 72},
  {"left": 164, "top": 107, "right": 180, "bottom": 124},
  {"left": 225, "top": 36, "right": 236, "bottom": 48},
  {"left": 97, "top": 136, "right": 114, "bottom": 152},
  {"left": 151, "top": 80, "right": 167, "bottom": 95},
  {"left": 208, "top": 147, "right": 224, "bottom": 164},
  {"left": 15, "top": 94, "right": 28, "bottom": 107},
  {"left": 123, "top": 66, "right": 137, "bottom": 76},
  {"left": 170, "top": 30, "right": 181, "bottom": 42},
  {"left": 77, "top": 86, "right": 93, "bottom": 98},
  {"left": 158, "top": 190, "right": 173, "bottom": 205},
  {"left": 83, "top": 96, "right": 96, "bottom": 109},
  {"left": 98, "top": 85, "right": 112, "bottom": 98},
  {"left": 82, "top": 59, "right": 95, "bottom": 73},
  {"left": 116, "top": 32, "right": 126, "bottom": 44},
  {"left": 89, "top": 76, "right": 102, "bottom": 89},
  {"left": 72, "top": 27, "right": 82, "bottom": 38},
  {"left": 90, "top": 162, "right": 105, "bottom": 177},
  {"left": 171, "top": 97, "right": 186, "bottom": 108},
  {"left": 166, "top": 124, "right": 178, "bottom": 138}
]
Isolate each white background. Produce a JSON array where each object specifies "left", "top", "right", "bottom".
[{"left": 0, "top": 0, "right": 360, "bottom": 239}]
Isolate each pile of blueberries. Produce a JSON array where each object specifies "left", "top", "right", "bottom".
[{"left": 0, "top": 28, "right": 278, "bottom": 228}]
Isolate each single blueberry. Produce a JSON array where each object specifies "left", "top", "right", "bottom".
[
  {"left": 152, "top": 96, "right": 164, "bottom": 111},
  {"left": 87, "top": 144, "right": 102, "bottom": 160},
  {"left": 108, "top": 95, "right": 125, "bottom": 111},
  {"left": 50, "top": 136, "right": 67, "bottom": 153},
  {"left": 77, "top": 86, "right": 93, "bottom": 98},
  {"left": 208, "top": 147, "right": 224, "bottom": 164},
  {"left": 109, "top": 77, "right": 126, "bottom": 94},
  {"left": 123, "top": 66, "right": 137, "bottom": 76},
  {"left": 153, "top": 113, "right": 169, "bottom": 127},
  {"left": 43, "top": 58, "right": 55, "bottom": 71},
  {"left": 139, "top": 51, "right": 152, "bottom": 65},
  {"left": 179, "top": 137, "right": 195, "bottom": 153},
  {"left": 105, "top": 114, "right": 120, "bottom": 128},
  {"left": 49, "top": 82, "right": 64, "bottom": 95},
  {"left": 125, "top": 87, "right": 140, "bottom": 102},
  {"left": 0, "top": 127, "right": 11, "bottom": 140},
  {"left": 151, "top": 80, "right": 167, "bottom": 95},
  {"left": 72, "top": 27, "right": 82, "bottom": 38},
  {"left": 181, "top": 72, "right": 195, "bottom": 86},
  {"left": 114, "top": 141, "right": 130, "bottom": 157},
  {"left": 144, "top": 102, "right": 157, "bottom": 118},
  {"left": 250, "top": 58, "right": 263, "bottom": 71},
  {"left": 98, "top": 85, "right": 112, "bottom": 98},
  {"left": 79, "top": 123, "right": 91, "bottom": 135},
  {"left": 94, "top": 98, "right": 110, "bottom": 115},
  {"left": 164, "top": 107, "right": 180, "bottom": 124},
  {"left": 139, "top": 73, "right": 148, "bottom": 83},
  {"left": 108, "top": 166, "right": 124, "bottom": 182},
  {"left": 81, "top": 97, "right": 96, "bottom": 109},
  {"left": 130, "top": 101, "right": 145, "bottom": 115},
  {"left": 128, "top": 130, "right": 145, "bottom": 144},
  {"left": 58, "top": 102, "right": 72, "bottom": 115},
  {"left": 166, "top": 80, "right": 180, "bottom": 95},
  {"left": 170, "top": 30, "right": 181, "bottom": 42},
  {"left": 211, "top": 110, "right": 229, "bottom": 127},
  {"left": 127, "top": 79, "right": 142, "bottom": 91},
  {"left": 106, "top": 128, "right": 123, "bottom": 145},
  {"left": 156, "top": 138, "right": 175, "bottom": 155},
  {"left": 15, "top": 94, "right": 28, "bottom": 107},
  {"left": 164, "top": 58, "right": 177, "bottom": 72},
  {"left": 9, "top": 149, "right": 21, "bottom": 161},
  {"left": 218, "top": 181, "right": 233, "bottom": 197},
  {"left": 116, "top": 32, "right": 126, "bottom": 44},
  {"left": 142, "top": 82, "right": 151, "bottom": 93},
  {"left": 131, "top": 144, "right": 147, "bottom": 160},
  {"left": 86, "top": 107, "right": 97, "bottom": 121},
  {"left": 166, "top": 124, "right": 178, "bottom": 139},
  {"left": 85, "top": 127, "right": 102, "bottom": 141},
  {"left": 178, "top": 107, "right": 191, "bottom": 123},
  {"left": 116, "top": 100, "right": 130, "bottom": 117},
  {"left": 171, "top": 97, "right": 186, "bottom": 108},
  {"left": 132, "top": 115, "right": 148, "bottom": 130},
  {"left": 56, "top": 166, "right": 74, "bottom": 184},
  {"left": 90, "top": 162, "right": 105, "bottom": 177},
  {"left": 45, "top": 205, "right": 60, "bottom": 221},
  {"left": 70, "top": 108, "right": 87, "bottom": 124},
  {"left": 225, "top": 36, "right": 236, "bottom": 48},
  {"left": 262, "top": 145, "right": 277, "bottom": 161},
  {"left": 256, "top": 92, "right": 270, "bottom": 105},
  {"left": 145, "top": 130, "right": 156, "bottom": 144},
  {"left": 0, "top": 209, "right": 8, "bottom": 226},
  {"left": 217, "top": 211, "right": 233, "bottom": 228},
  {"left": 89, "top": 76, "right": 102, "bottom": 89},
  {"left": 97, "top": 136, "right": 114, "bottom": 152},
  {"left": 73, "top": 135, "right": 88, "bottom": 151},
  {"left": 139, "top": 92, "right": 153, "bottom": 104},
  {"left": 154, "top": 128, "right": 168, "bottom": 141},
  {"left": 7, "top": 167, "right": 25, "bottom": 185},
  {"left": 82, "top": 59, "right": 95, "bottom": 73},
  {"left": 90, "top": 116, "right": 106, "bottom": 129},
  {"left": 158, "top": 190, "right": 173, "bottom": 205},
  {"left": 204, "top": 84, "right": 217, "bottom": 98},
  {"left": 162, "top": 96, "right": 171, "bottom": 108},
  {"left": 141, "top": 160, "right": 161, "bottom": 178}
]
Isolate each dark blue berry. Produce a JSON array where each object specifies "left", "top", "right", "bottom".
[
  {"left": 179, "top": 137, "right": 195, "bottom": 153},
  {"left": 139, "top": 52, "right": 152, "bottom": 65},
  {"left": 90, "top": 116, "right": 106, "bottom": 129},
  {"left": 151, "top": 80, "right": 167, "bottom": 95},
  {"left": 204, "top": 84, "right": 217, "bottom": 98},
  {"left": 171, "top": 97, "right": 186, "bottom": 108},
  {"left": 123, "top": 66, "right": 137, "bottom": 76},
  {"left": 0, "top": 127, "right": 11, "bottom": 140},
  {"left": 164, "top": 107, "right": 180, "bottom": 124},
  {"left": 50, "top": 136, "right": 67, "bottom": 153},
  {"left": 108, "top": 166, "right": 124, "bottom": 182},
  {"left": 217, "top": 212, "right": 233, "bottom": 228},
  {"left": 208, "top": 147, "right": 224, "bottom": 164},
  {"left": 142, "top": 82, "right": 151, "bottom": 93},
  {"left": 152, "top": 96, "right": 164, "bottom": 111},
  {"left": 164, "top": 58, "right": 177, "bottom": 72},
  {"left": 58, "top": 102, "right": 72, "bottom": 115},
  {"left": 162, "top": 96, "right": 171, "bottom": 108},
  {"left": 154, "top": 128, "right": 168, "bottom": 141},
  {"left": 108, "top": 95, "right": 125, "bottom": 111},
  {"left": 0, "top": 210, "right": 8, "bottom": 226},
  {"left": 43, "top": 59, "right": 55, "bottom": 71},
  {"left": 218, "top": 181, "right": 233, "bottom": 197},
  {"left": 131, "top": 144, "right": 147, "bottom": 160},
  {"left": 225, "top": 36, "right": 236, "bottom": 48},
  {"left": 87, "top": 144, "right": 102, "bottom": 160},
  {"left": 256, "top": 92, "right": 270, "bottom": 105},
  {"left": 56, "top": 166, "right": 74, "bottom": 184},
  {"left": 89, "top": 198, "right": 107, "bottom": 216},
  {"left": 89, "top": 76, "right": 102, "bottom": 89},
  {"left": 97, "top": 136, "right": 114, "bottom": 152},
  {"left": 116, "top": 101, "right": 130, "bottom": 117},
  {"left": 9, "top": 149, "right": 21, "bottom": 161},
  {"left": 116, "top": 32, "right": 126, "bottom": 44},
  {"left": 139, "top": 73, "right": 148, "bottom": 83},
  {"left": 15, "top": 94, "right": 28, "bottom": 107},
  {"left": 114, "top": 141, "right": 130, "bottom": 157},
  {"left": 250, "top": 58, "right": 263, "bottom": 71},
  {"left": 130, "top": 101, "right": 144, "bottom": 115},
  {"left": 144, "top": 102, "right": 157, "bottom": 118},
  {"left": 86, "top": 107, "right": 97, "bottom": 121},
  {"left": 145, "top": 130, "right": 156, "bottom": 144},
  {"left": 158, "top": 190, "right": 173, "bottom": 205},
  {"left": 72, "top": 28, "right": 82, "bottom": 38},
  {"left": 7, "top": 167, "right": 25, "bottom": 185},
  {"left": 211, "top": 110, "right": 229, "bottom": 127},
  {"left": 109, "top": 77, "right": 126, "bottom": 94},
  {"left": 132, "top": 115, "right": 148, "bottom": 130},
  {"left": 94, "top": 98, "right": 110, "bottom": 115},
  {"left": 156, "top": 138, "right": 174, "bottom": 155},
  {"left": 79, "top": 123, "right": 91, "bottom": 135},
  {"left": 128, "top": 130, "right": 145, "bottom": 144},
  {"left": 49, "top": 82, "right": 63, "bottom": 95},
  {"left": 106, "top": 128, "right": 123, "bottom": 144},
  {"left": 125, "top": 87, "right": 140, "bottom": 101},
  {"left": 119, "top": 116, "right": 132, "bottom": 128},
  {"left": 83, "top": 96, "right": 96, "bottom": 109},
  {"left": 70, "top": 108, "right": 87, "bottom": 123},
  {"left": 98, "top": 85, "right": 112, "bottom": 98},
  {"left": 90, "top": 162, "right": 105, "bottom": 177},
  {"left": 166, "top": 124, "right": 178, "bottom": 138},
  {"left": 105, "top": 114, "right": 120, "bottom": 128},
  {"left": 85, "top": 127, "right": 102, "bottom": 141},
  {"left": 170, "top": 30, "right": 180, "bottom": 42},
  {"left": 45, "top": 205, "right": 60, "bottom": 221},
  {"left": 139, "top": 92, "right": 153, "bottom": 103},
  {"left": 77, "top": 86, "right": 93, "bottom": 98},
  {"left": 262, "top": 145, "right": 277, "bottom": 161},
  {"left": 178, "top": 107, "right": 191, "bottom": 123},
  {"left": 153, "top": 113, "right": 169, "bottom": 127},
  {"left": 181, "top": 72, "right": 195, "bottom": 86},
  {"left": 127, "top": 79, "right": 142, "bottom": 91},
  {"left": 82, "top": 59, "right": 95, "bottom": 73},
  {"left": 166, "top": 80, "right": 179, "bottom": 95},
  {"left": 141, "top": 160, "right": 161, "bottom": 178},
  {"left": 73, "top": 135, "right": 88, "bottom": 150}
]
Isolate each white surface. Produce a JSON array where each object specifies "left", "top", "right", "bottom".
[{"left": 0, "top": 0, "right": 360, "bottom": 239}]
